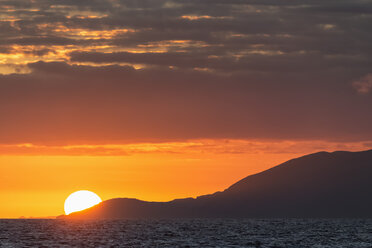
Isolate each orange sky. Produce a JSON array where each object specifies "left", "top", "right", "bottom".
[{"left": 1, "top": 139, "right": 370, "bottom": 218}]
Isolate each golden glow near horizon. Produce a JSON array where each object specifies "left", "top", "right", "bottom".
[
  {"left": 64, "top": 190, "right": 102, "bottom": 215},
  {"left": 0, "top": 152, "right": 291, "bottom": 218},
  {"left": 0, "top": 139, "right": 370, "bottom": 218}
]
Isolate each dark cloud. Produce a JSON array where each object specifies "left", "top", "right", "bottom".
[
  {"left": 0, "top": 36, "right": 77, "bottom": 46},
  {"left": 0, "top": 61, "right": 371, "bottom": 145},
  {"left": 0, "top": 46, "right": 12, "bottom": 54},
  {"left": 353, "top": 74, "right": 372, "bottom": 94},
  {"left": 1, "top": 0, "right": 369, "bottom": 74},
  {"left": 0, "top": 0, "right": 371, "bottom": 144}
]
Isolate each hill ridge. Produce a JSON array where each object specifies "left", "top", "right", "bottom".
[{"left": 61, "top": 149, "right": 372, "bottom": 219}]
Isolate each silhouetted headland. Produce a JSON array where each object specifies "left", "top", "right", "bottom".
[{"left": 60, "top": 150, "right": 372, "bottom": 219}]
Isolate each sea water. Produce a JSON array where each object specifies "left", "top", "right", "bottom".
[{"left": 0, "top": 219, "right": 371, "bottom": 247}]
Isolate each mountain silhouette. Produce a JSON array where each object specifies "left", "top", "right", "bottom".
[{"left": 61, "top": 150, "right": 372, "bottom": 219}]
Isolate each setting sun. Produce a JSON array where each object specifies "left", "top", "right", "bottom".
[{"left": 64, "top": 190, "right": 102, "bottom": 215}]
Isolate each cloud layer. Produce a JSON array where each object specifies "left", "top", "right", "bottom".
[{"left": 0, "top": 0, "right": 371, "bottom": 145}]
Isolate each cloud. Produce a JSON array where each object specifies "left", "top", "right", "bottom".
[
  {"left": 0, "top": 0, "right": 371, "bottom": 145},
  {"left": 1, "top": 0, "right": 370, "bottom": 79},
  {"left": 353, "top": 74, "right": 372, "bottom": 94},
  {"left": 0, "top": 139, "right": 370, "bottom": 156},
  {"left": 0, "top": 61, "right": 371, "bottom": 145}
]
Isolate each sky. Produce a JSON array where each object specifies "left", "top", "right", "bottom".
[{"left": 1, "top": 0, "right": 372, "bottom": 218}]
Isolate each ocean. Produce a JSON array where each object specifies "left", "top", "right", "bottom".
[{"left": 0, "top": 219, "right": 371, "bottom": 247}]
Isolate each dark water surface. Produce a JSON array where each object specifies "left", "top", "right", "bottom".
[{"left": 0, "top": 219, "right": 371, "bottom": 247}]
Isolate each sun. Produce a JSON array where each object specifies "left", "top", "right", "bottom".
[{"left": 64, "top": 190, "right": 102, "bottom": 215}]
